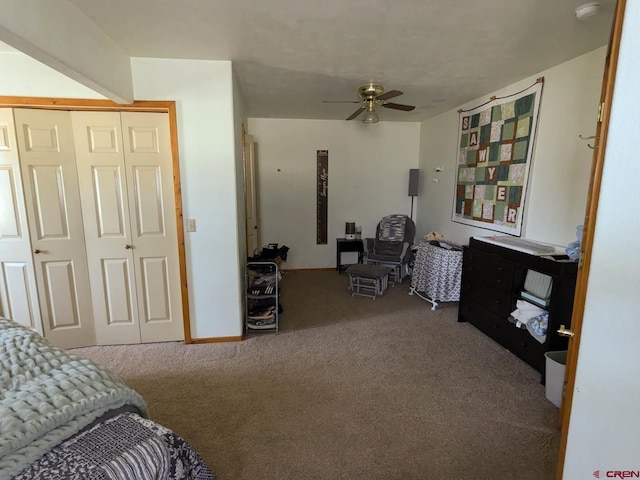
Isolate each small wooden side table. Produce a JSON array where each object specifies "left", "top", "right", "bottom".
[{"left": 336, "top": 238, "right": 364, "bottom": 273}]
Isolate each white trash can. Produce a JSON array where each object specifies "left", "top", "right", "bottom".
[{"left": 544, "top": 350, "right": 568, "bottom": 408}]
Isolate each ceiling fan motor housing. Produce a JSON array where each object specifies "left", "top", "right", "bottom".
[{"left": 358, "top": 84, "right": 384, "bottom": 99}]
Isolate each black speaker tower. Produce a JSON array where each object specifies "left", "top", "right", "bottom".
[{"left": 408, "top": 169, "right": 420, "bottom": 219}]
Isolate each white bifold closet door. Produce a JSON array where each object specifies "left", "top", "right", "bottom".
[
  {"left": 0, "top": 108, "right": 183, "bottom": 348},
  {"left": 0, "top": 108, "right": 43, "bottom": 335},
  {"left": 71, "top": 111, "right": 183, "bottom": 345},
  {"left": 13, "top": 108, "right": 96, "bottom": 348}
]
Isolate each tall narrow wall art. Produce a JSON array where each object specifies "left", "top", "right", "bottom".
[
  {"left": 317, "top": 150, "right": 328, "bottom": 244},
  {"left": 452, "top": 79, "right": 544, "bottom": 236}
]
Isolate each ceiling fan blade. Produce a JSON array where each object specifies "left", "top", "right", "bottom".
[
  {"left": 322, "top": 100, "right": 361, "bottom": 104},
  {"left": 382, "top": 102, "right": 416, "bottom": 111},
  {"left": 376, "top": 90, "right": 403, "bottom": 101},
  {"left": 346, "top": 107, "right": 366, "bottom": 120}
]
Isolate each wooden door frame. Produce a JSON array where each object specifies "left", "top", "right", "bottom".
[
  {"left": 241, "top": 123, "right": 260, "bottom": 258},
  {"left": 0, "top": 96, "right": 193, "bottom": 344},
  {"left": 242, "top": 123, "right": 249, "bottom": 258},
  {"left": 555, "top": 0, "right": 626, "bottom": 477}
]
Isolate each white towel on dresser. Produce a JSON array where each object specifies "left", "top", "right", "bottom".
[{"left": 511, "top": 299, "right": 547, "bottom": 327}]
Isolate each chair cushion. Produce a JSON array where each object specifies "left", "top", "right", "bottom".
[
  {"left": 377, "top": 215, "right": 407, "bottom": 241},
  {"left": 372, "top": 239, "right": 404, "bottom": 257}
]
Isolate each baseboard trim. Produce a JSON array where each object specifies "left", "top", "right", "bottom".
[{"left": 188, "top": 335, "right": 243, "bottom": 344}]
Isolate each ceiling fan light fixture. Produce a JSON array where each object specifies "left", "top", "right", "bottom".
[
  {"left": 362, "top": 110, "right": 379, "bottom": 124},
  {"left": 575, "top": 2, "right": 600, "bottom": 20}
]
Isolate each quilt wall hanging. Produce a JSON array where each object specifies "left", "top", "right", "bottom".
[{"left": 451, "top": 78, "right": 544, "bottom": 236}]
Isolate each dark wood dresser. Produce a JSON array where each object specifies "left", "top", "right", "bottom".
[{"left": 458, "top": 237, "right": 578, "bottom": 380}]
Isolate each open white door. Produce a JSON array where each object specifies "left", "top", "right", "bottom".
[
  {"left": 555, "top": 0, "right": 625, "bottom": 477},
  {"left": 244, "top": 132, "right": 261, "bottom": 257}
]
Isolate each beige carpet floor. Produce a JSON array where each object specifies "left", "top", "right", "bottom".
[{"left": 72, "top": 269, "right": 560, "bottom": 480}]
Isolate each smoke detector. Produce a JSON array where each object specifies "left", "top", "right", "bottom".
[{"left": 575, "top": 2, "right": 601, "bottom": 20}]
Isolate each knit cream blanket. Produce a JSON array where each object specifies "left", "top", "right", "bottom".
[{"left": 0, "top": 318, "right": 147, "bottom": 478}]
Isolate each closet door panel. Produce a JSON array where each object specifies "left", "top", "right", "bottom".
[
  {"left": 131, "top": 165, "right": 164, "bottom": 235},
  {"left": 121, "top": 112, "right": 184, "bottom": 343},
  {"left": 0, "top": 167, "right": 21, "bottom": 237},
  {"left": 101, "top": 258, "right": 135, "bottom": 324},
  {"left": 28, "top": 165, "right": 70, "bottom": 238},
  {"left": 140, "top": 256, "right": 171, "bottom": 322},
  {"left": 0, "top": 262, "right": 38, "bottom": 330},
  {"left": 14, "top": 109, "right": 94, "bottom": 347},
  {"left": 42, "top": 260, "right": 81, "bottom": 328},
  {"left": 71, "top": 111, "right": 141, "bottom": 345},
  {"left": 0, "top": 110, "right": 42, "bottom": 332},
  {"left": 92, "top": 165, "right": 127, "bottom": 237}
]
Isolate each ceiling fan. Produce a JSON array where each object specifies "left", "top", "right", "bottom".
[{"left": 323, "top": 83, "right": 416, "bottom": 123}]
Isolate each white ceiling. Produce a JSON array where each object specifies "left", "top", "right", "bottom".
[{"left": 63, "top": 0, "right": 614, "bottom": 122}]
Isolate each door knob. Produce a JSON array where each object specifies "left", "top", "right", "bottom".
[
  {"left": 33, "top": 249, "right": 41, "bottom": 254},
  {"left": 125, "top": 245, "right": 133, "bottom": 250},
  {"left": 557, "top": 324, "right": 575, "bottom": 338}
]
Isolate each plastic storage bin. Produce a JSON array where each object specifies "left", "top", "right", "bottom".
[{"left": 544, "top": 350, "right": 568, "bottom": 407}]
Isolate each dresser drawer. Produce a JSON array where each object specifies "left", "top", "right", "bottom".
[
  {"left": 459, "top": 299, "right": 508, "bottom": 346},
  {"left": 461, "top": 281, "right": 513, "bottom": 317},
  {"left": 463, "top": 248, "right": 513, "bottom": 292},
  {"left": 505, "top": 326, "right": 546, "bottom": 373}
]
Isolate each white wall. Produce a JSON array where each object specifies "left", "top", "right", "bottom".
[
  {"left": 0, "top": 0, "right": 133, "bottom": 103},
  {"left": 131, "top": 58, "right": 243, "bottom": 339},
  {"left": 563, "top": 3, "right": 640, "bottom": 477},
  {"left": 0, "top": 52, "right": 245, "bottom": 339},
  {"left": 0, "top": 50, "right": 106, "bottom": 99},
  {"left": 232, "top": 65, "right": 248, "bottom": 317},
  {"left": 247, "top": 118, "right": 421, "bottom": 269},
  {"left": 417, "top": 47, "right": 606, "bottom": 248}
]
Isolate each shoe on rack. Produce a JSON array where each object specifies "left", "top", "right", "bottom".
[
  {"left": 248, "top": 306, "right": 276, "bottom": 319},
  {"left": 252, "top": 297, "right": 277, "bottom": 308},
  {"left": 247, "top": 318, "right": 276, "bottom": 330},
  {"left": 251, "top": 272, "right": 281, "bottom": 285},
  {"left": 248, "top": 283, "right": 277, "bottom": 296}
]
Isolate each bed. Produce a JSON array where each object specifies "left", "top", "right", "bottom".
[{"left": 0, "top": 317, "right": 215, "bottom": 479}]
